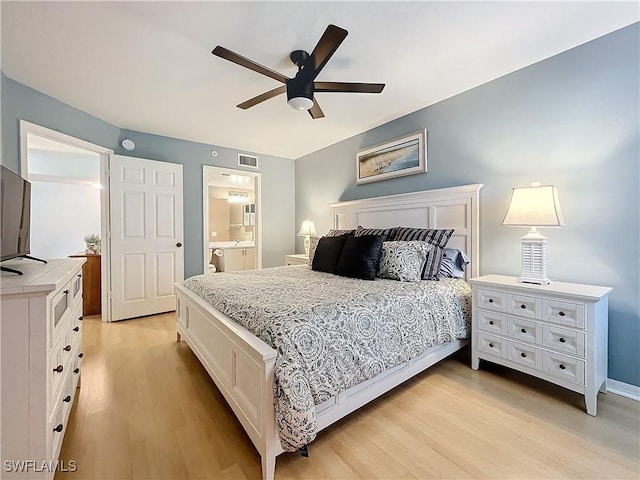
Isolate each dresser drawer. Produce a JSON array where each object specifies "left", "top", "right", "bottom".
[
  {"left": 508, "top": 340, "right": 543, "bottom": 370},
  {"left": 50, "top": 279, "right": 73, "bottom": 348},
  {"left": 48, "top": 394, "right": 67, "bottom": 461},
  {"left": 71, "top": 271, "right": 83, "bottom": 309},
  {"left": 509, "top": 317, "right": 542, "bottom": 345},
  {"left": 508, "top": 294, "right": 542, "bottom": 320},
  {"left": 476, "top": 310, "right": 507, "bottom": 335},
  {"left": 476, "top": 289, "right": 506, "bottom": 312},
  {"left": 477, "top": 332, "right": 507, "bottom": 359},
  {"left": 544, "top": 351, "right": 585, "bottom": 385},
  {"left": 543, "top": 325, "right": 585, "bottom": 357},
  {"left": 544, "top": 300, "right": 585, "bottom": 329},
  {"left": 50, "top": 332, "right": 72, "bottom": 402}
]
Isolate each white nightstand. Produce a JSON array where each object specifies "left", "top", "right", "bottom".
[
  {"left": 470, "top": 275, "right": 612, "bottom": 415},
  {"left": 285, "top": 254, "right": 309, "bottom": 266}
]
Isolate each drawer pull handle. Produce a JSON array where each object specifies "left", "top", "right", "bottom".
[
  {"left": 558, "top": 311, "right": 566, "bottom": 317},
  {"left": 489, "top": 343, "right": 494, "bottom": 348},
  {"left": 520, "top": 328, "right": 527, "bottom": 334},
  {"left": 63, "top": 395, "right": 71, "bottom": 403},
  {"left": 559, "top": 364, "right": 566, "bottom": 370},
  {"left": 489, "top": 320, "right": 495, "bottom": 325},
  {"left": 73, "top": 368, "right": 80, "bottom": 374},
  {"left": 520, "top": 304, "right": 526, "bottom": 309},
  {"left": 488, "top": 298, "right": 494, "bottom": 303},
  {"left": 63, "top": 345, "right": 71, "bottom": 352},
  {"left": 559, "top": 337, "right": 566, "bottom": 343},
  {"left": 63, "top": 289, "right": 70, "bottom": 295},
  {"left": 77, "top": 274, "right": 82, "bottom": 278},
  {"left": 520, "top": 352, "right": 527, "bottom": 358},
  {"left": 53, "top": 424, "right": 63, "bottom": 433},
  {"left": 78, "top": 353, "right": 84, "bottom": 358},
  {"left": 78, "top": 316, "right": 83, "bottom": 322},
  {"left": 53, "top": 365, "right": 64, "bottom": 373},
  {"left": 73, "top": 327, "right": 80, "bottom": 332}
]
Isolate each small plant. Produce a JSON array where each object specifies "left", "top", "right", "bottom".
[{"left": 84, "top": 233, "right": 101, "bottom": 244}]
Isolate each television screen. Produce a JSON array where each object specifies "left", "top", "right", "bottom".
[{"left": 1, "top": 165, "right": 31, "bottom": 261}]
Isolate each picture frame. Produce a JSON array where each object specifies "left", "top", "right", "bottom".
[{"left": 356, "top": 129, "right": 427, "bottom": 184}]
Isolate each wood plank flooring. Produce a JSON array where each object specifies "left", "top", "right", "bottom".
[{"left": 57, "top": 312, "right": 639, "bottom": 480}]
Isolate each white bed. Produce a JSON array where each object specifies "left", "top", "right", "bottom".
[{"left": 174, "top": 183, "right": 483, "bottom": 480}]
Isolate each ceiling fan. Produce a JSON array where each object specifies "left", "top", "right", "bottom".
[{"left": 212, "top": 24, "right": 385, "bottom": 119}]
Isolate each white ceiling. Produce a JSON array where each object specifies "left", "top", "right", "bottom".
[{"left": 2, "top": 2, "right": 638, "bottom": 160}]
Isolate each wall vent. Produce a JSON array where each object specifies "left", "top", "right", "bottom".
[{"left": 238, "top": 154, "right": 259, "bottom": 169}]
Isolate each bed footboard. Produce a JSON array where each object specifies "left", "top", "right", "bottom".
[{"left": 175, "top": 283, "right": 279, "bottom": 480}]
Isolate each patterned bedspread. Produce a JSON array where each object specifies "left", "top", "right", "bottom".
[{"left": 182, "top": 265, "right": 471, "bottom": 451}]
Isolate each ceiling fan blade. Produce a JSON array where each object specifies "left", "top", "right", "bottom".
[
  {"left": 308, "top": 24, "right": 348, "bottom": 80},
  {"left": 212, "top": 46, "right": 289, "bottom": 84},
  {"left": 237, "top": 86, "right": 287, "bottom": 110},
  {"left": 314, "top": 82, "right": 385, "bottom": 94},
  {"left": 308, "top": 98, "right": 325, "bottom": 119}
]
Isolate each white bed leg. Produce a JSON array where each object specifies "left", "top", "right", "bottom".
[{"left": 261, "top": 453, "right": 276, "bottom": 480}]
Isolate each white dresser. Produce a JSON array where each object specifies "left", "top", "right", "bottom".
[
  {"left": 1, "top": 258, "right": 85, "bottom": 479},
  {"left": 470, "top": 275, "right": 611, "bottom": 415}
]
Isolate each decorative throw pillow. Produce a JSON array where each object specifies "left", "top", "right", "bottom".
[
  {"left": 354, "top": 226, "right": 397, "bottom": 239},
  {"left": 325, "top": 228, "right": 355, "bottom": 237},
  {"left": 311, "top": 236, "right": 348, "bottom": 274},
  {"left": 438, "top": 248, "right": 469, "bottom": 279},
  {"left": 377, "top": 241, "right": 434, "bottom": 282},
  {"left": 335, "top": 234, "right": 385, "bottom": 280},
  {"left": 390, "top": 227, "right": 455, "bottom": 280},
  {"left": 307, "top": 235, "right": 322, "bottom": 266}
]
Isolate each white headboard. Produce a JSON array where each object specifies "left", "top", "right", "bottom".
[{"left": 330, "top": 184, "right": 483, "bottom": 280}]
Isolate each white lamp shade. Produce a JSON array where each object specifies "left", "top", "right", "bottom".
[
  {"left": 502, "top": 185, "right": 565, "bottom": 227},
  {"left": 297, "top": 220, "right": 317, "bottom": 236},
  {"left": 288, "top": 97, "right": 314, "bottom": 111}
]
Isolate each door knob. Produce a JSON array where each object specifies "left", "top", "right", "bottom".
[{"left": 176, "top": 242, "right": 182, "bottom": 247}]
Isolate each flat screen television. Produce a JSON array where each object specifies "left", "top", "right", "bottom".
[{"left": 1, "top": 165, "right": 31, "bottom": 262}]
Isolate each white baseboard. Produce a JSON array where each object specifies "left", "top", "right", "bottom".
[{"left": 607, "top": 378, "right": 640, "bottom": 401}]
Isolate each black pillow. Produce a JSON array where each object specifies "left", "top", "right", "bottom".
[
  {"left": 335, "top": 234, "right": 385, "bottom": 280},
  {"left": 312, "top": 235, "right": 348, "bottom": 274}
]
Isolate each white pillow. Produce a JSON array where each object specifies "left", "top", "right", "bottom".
[{"left": 377, "top": 241, "right": 433, "bottom": 282}]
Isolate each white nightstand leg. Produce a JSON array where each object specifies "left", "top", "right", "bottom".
[
  {"left": 471, "top": 355, "right": 480, "bottom": 370},
  {"left": 585, "top": 391, "right": 598, "bottom": 416}
]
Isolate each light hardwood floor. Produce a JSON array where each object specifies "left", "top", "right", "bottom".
[{"left": 57, "top": 312, "right": 639, "bottom": 480}]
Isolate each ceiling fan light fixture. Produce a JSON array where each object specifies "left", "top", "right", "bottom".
[{"left": 287, "top": 96, "right": 314, "bottom": 111}]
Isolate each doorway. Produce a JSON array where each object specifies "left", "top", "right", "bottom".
[
  {"left": 202, "top": 166, "right": 261, "bottom": 273},
  {"left": 19, "top": 120, "right": 112, "bottom": 320}
]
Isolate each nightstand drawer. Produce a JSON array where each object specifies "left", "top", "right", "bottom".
[
  {"left": 544, "top": 300, "right": 585, "bottom": 329},
  {"left": 476, "top": 289, "right": 506, "bottom": 312},
  {"left": 543, "top": 325, "right": 585, "bottom": 357},
  {"left": 508, "top": 294, "right": 542, "bottom": 320},
  {"left": 508, "top": 341, "right": 543, "bottom": 370},
  {"left": 544, "top": 351, "right": 585, "bottom": 385},
  {"left": 508, "top": 317, "right": 542, "bottom": 345},
  {"left": 476, "top": 310, "right": 507, "bottom": 335},
  {"left": 477, "top": 332, "right": 506, "bottom": 359}
]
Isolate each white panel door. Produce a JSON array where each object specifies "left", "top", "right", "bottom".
[{"left": 110, "top": 155, "right": 184, "bottom": 321}]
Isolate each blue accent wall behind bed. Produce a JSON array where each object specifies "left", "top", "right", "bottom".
[{"left": 294, "top": 24, "right": 640, "bottom": 387}]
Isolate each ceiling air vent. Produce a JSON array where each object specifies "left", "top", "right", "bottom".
[{"left": 238, "top": 154, "right": 258, "bottom": 169}]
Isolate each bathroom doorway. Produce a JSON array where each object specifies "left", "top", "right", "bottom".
[{"left": 202, "top": 166, "right": 261, "bottom": 274}]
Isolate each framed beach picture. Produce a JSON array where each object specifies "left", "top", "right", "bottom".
[{"left": 356, "top": 129, "right": 427, "bottom": 184}]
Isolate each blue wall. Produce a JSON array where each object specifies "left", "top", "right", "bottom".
[
  {"left": 295, "top": 24, "right": 640, "bottom": 386},
  {"left": 1, "top": 74, "right": 296, "bottom": 277}
]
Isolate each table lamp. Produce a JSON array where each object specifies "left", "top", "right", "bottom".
[
  {"left": 297, "top": 220, "right": 317, "bottom": 257},
  {"left": 502, "top": 184, "right": 565, "bottom": 285}
]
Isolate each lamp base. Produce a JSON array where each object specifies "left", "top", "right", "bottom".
[
  {"left": 303, "top": 235, "right": 311, "bottom": 258},
  {"left": 518, "top": 228, "right": 550, "bottom": 285}
]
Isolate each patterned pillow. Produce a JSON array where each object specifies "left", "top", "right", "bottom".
[
  {"left": 325, "top": 229, "right": 355, "bottom": 237},
  {"left": 307, "top": 235, "right": 321, "bottom": 266},
  {"left": 354, "top": 226, "right": 397, "bottom": 239},
  {"left": 390, "top": 227, "right": 455, "bottom": 280},
  {"left": 438, "top": 248, "right": 469, "bottom": 279},
  {"left": 377, "top": 241, "right": 434, "bottom": 282}
]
